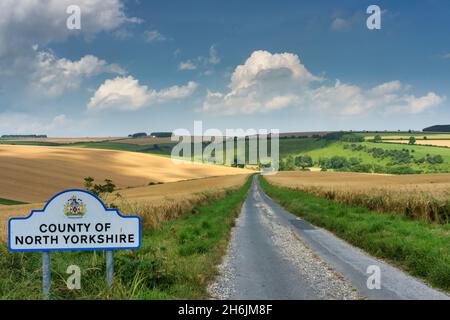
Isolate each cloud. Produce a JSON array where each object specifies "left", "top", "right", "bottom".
[
  {"left": 330, "top": 12, "right": 366, "bottom": 32},
  {"left": 177, "top": 45, "right": 221, "bottom": 76},
  {"left": 178, "top": 60, "right": 197, "bottom": 71},
  {"left": 331, "top": 18, "right": 351, "bottom": 31},
  {"left": 202, "top": 50, "right": 445, "bottom": 116},
  {"left": 208, "top": 45, "right": 221, "bottom": 65},
  {"left": 31, "top": 51, "right": 126, "bottom": 96},
  {"left": 203, "top": 50, "right": 320, "bottom": 114},
  {"left": 369, "top": 80, "right": 403, "bottom": 95},
  {"left": 403, "top": 92, "right": 445, "bottom": 114},
  {"left": 88, "top": 76, "right": 198, "bottom": 111},
  {"left": 0, "top": 113, "right": 67, "bottom": 135},
  {"left": 265, "top": 95, "right": 300, "bottom": 111},
  {"left": 144, "top": 30, "right": 167, "bottom": 43},
  {"left": 0, "top": 0, "right": 139, "bottom": 60},
  {"left": 442, "top": 53, "right": 450, "bottom": 60},
  {"left": 0, "top": 0, "right": 137, "bottom": 99}
]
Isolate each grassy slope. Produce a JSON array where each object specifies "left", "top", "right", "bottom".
[
  {"left": 260, "top": 176, "right": 450, "bottom": 293},
  {"left": 0, "top": 176, "right": 252, "bottom": 300},
  {"left": 279, "top": 138, "right": 329, "bottom": 158},
  {"left": 300, "top": 140, "right": 450, "bottom": 172}
]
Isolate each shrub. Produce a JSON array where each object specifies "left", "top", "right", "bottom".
[{"left": 294, "top": 155, "right": 313, "bottom": 170}]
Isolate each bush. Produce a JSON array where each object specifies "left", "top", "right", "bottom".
[
  {"left": 280, "top": 156, "right": 295, "bottom": 171},
  {"left": 329, "top": 156, "right": 349, "bottom": 169},
  {"left": 374, "top": 135, "right": 382, "bottom": 142},
  {"left": 340, "top": 134, "right": 365, "bottom": 142},
  {"left": 427, "top": 155, "right": 444, "bottom": 164},
  {"left": 294, "top": 155, "right": 313, "bottom": 170},
  {"left": 385, "top": 166, "right": 422, "bottom": 174}
]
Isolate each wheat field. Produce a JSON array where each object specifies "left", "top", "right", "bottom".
[
  {"left": 388, "top": 140, "right": 450, "bottom": 148},
  {"left": 0, "top": 145, "right": 252, "bottom": 203},
  {"left": 0, "top": 174, "right": 250, "bottom": 242},
  {"left": 266, "top": 171, "right": 450, "bottom": 223},
  {"left": 0, "top": 137, "right": 125, "bottom": 144}
]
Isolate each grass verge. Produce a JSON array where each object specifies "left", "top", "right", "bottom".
[
  {"left": 260, "top": 176, "right": 450, "bottom": 293},
  {"left": 0, "top": 176, "right": 252, "bottom": 299}
]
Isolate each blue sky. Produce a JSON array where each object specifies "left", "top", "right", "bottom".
[{"left": 0, "top": 0, "right": 449, "bottom": 136}]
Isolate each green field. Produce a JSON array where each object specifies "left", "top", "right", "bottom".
[
  {"left": 277, "top": 135, "right": 450, "bottom": 173},
  {"left": 0, "top": 176, "right": 251, "bottom": 300},
  {"left": 260, "top": 176, "right": 450, "bottom": 293}
]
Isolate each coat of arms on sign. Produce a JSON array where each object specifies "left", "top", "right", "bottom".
[{"left": 64, "top": 196, "right": 87, "bottom": 218}]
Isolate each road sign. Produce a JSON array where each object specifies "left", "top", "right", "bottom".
[
  {"left": 7, "top": 189, "right": 141, "bottom": 298},
  {"left": 8, "top": 189, "right": 141, "bottom": 252}
]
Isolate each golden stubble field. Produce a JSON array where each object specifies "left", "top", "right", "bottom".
[
  {"left": 0, "top": 174, "right": 250, "bottom": 242},
  {"left": 0, "top": 137, "right": 125, "bottom": 144},
  {"left": 266, "top": 171, "right": 450, "bottom": 222},
  {"left": 388, "top": 140, "right": 450, "bottom": 148},
  {"left": 0, "top": 145, "right": 252, "bottom": 203}
]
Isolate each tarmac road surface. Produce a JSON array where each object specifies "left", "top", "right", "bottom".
[{"left": 208, "top": 175, "right": 449, "bottom": 300}]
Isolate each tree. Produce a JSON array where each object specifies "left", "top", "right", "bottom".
[
  {"left": 84, "top": 177, "right": 116, "bottom": 197},
  {"left": 294, "top": 155, "right": 313, "bottom": 170},
  {"left": 408, "top": 136, "right": 416, "bottom": 145},
  {"left": 280, "top": 155, "right": 295, "bottom": 171},
  {"left": 84, "top": 177, "right": 94, "bottom": 190},
  {"left": 329, "top": 156, "right": 349, "bottom": 169},
  {"left": 374, "top": 135, "right": 382, "bottom": 142}
]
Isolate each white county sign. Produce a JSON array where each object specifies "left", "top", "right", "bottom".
[{"left": 8, "top": 189, "right": 141, "bottom": 252}]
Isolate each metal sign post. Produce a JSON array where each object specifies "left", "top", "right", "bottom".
[
  {"left": 42, "top": 252, "right": 51, "bottom": 299},
  {"left": 8, "top": 189, "right": 141, "bottom": 299},
  {"left": 106, "top": 250, "right": 114, "bottom": 289}
]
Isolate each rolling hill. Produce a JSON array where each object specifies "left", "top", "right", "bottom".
[{"left": 0, "top": 145, "right": 252, "bottom": 203}]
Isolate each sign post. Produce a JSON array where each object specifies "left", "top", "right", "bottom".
[
  {"left": 42, "top": 252, "right": 51, "bottom": 299},
  {"left": 8, "top": 189, "right": 141, "bottom": 299},
  {"left": 106, "top": 250, "right": 114, "bottom": 289}
]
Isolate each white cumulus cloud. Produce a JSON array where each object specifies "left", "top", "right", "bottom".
[
  {"left": 88, "top": 76, "right": 198, "bottom": 111},
  {"left": 202, "top": 50, "right": 445, "bottom": 116},
  {"left": 32, "top": 51, "right": 126, "bottom": 97},
  {"left": 403, "top": 92, "right": 445, "bottom": 114}
]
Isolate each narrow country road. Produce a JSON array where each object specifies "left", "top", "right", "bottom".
[{"left": 209, "top": 175, "right": 449, "bottom": 300}]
